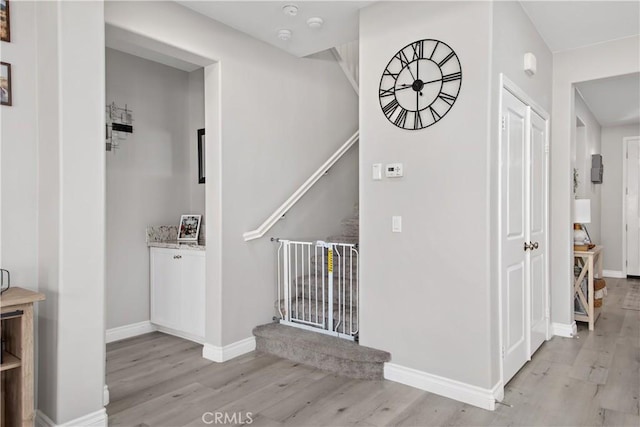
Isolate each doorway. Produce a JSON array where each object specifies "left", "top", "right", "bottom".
[
  {"left": 624, "top": 136, "right": 640, "bottom": 275},
  {"left": 498, "top": 75, "right": 551, "bottom": 385}
]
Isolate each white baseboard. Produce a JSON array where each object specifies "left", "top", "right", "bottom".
[
  {"left": 202, "top": 337, "right": 256, "bottom": 363},
  {"left": 384, "top": 363, "right": 501, "bottom": 410},
  {"left": 36, "top": 408, "right": 107, "bottom": 427},
  {"left": 103, "top": 385, "right": 110, "bottom": 406},
  {"left": 552, "top": 321, "right": 577, "bottom": 338},
  {"left": 154, "top": 324, "right": 204, "bottom": 344},
  {"left": 603, "top": 270, "right": 625, "bottom": 279},
  {"left": 105, "top": 320, "right": 155, "bottom": 343}
]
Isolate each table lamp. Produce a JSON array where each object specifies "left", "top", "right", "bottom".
[{"left": 574, "top": 199, "right": 592, "bottom": 248}]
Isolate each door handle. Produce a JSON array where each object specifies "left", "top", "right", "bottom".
[
  {"left": 524, "top": 242, "right": 533, "bottom": 251},
  {"left": 532, "top": 242, "right": 539, "bottom": 250},
  {"left": 173, "top": 255, "right": 182, "bottom": 259}
]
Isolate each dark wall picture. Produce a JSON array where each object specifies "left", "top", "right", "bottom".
[
  {"left": 1, "top": 0, "right": 10, "bottom": 42},
  {"left": 198, "top": 128, "right": 205, "bottom": 184},
  {"left": 1, "top": 62, "right": 11, "bottom": 106}
]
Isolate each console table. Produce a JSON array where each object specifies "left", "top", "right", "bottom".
[
  {"left": 573, "top": 246, "right": 604, "bottom": 331},
  {"left": 1, "top": 287, "right": 45, "bottom": 427}
]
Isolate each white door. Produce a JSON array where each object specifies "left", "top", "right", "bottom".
[
  {"left": 181, "top": 251, "right": 206, "bottom": 338},
  {"left": 150, "top": 248, "right": 182, "bottom": 330},
  {"left": 501, "top": 89, "right": 529, "bottom": 383},
  {"left": 626, "top": 138, "right": 640, "bottom": 276},
  {"left": 528, "top": 111, "right": 548, "bottom": 355}
]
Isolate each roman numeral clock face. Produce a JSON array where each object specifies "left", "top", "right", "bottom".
[{"left": 379, "top": 39, "right": 462, "bottom": 130}]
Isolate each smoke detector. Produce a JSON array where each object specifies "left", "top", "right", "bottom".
[
  {"left": 277, "top": 29, "right": 292, "bottom": 41},
  {"left": 282, "top": 4, "right": 299, "bottom": 16},
  {"left": 306, "top": 17, "right": 324, "bottom": 29}
]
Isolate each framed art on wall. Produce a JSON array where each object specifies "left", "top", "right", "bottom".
[
  {"left": 197, "top": 128, "right": 205, "bottom": 184},
  {"left": 1, "top": 62, "right": 11, "bottom": 106},
  {"left": 178, "top": 214, "right": 202, "bottom": 242},
  {"left": 1, "top": 0, "right": 10, "bottom": 42}
]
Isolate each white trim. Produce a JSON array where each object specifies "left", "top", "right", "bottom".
[
  {"left": 552, "top": 321, "right": 577, "bottom": 338},
  {"left": 36, "top": 409, "right": 107, "bottom": 427},
  {"left": 103, "top": 385, "right": 110, "bottom": 406},
  {"left": 384, "top": 363, "right": 501, "bottom": 411},
  {"left": 154, "top": 324, "right": 204, "bottom": 344},
  {"left": 603, "top": 270, "right": 625, "bottom": 278},
  {"left": 243, "top": 131, "right": 359, "bottom": 241},
  {"left": 501, "top": 74, "right": 550, "bottom": 121},
  {"left": 202, "top": 337, "right": 256, "bottom": 363},
  {"left": 105, "top": 320, "right": 156, "bottom": 343}
]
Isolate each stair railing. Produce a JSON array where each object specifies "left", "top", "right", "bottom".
[
  {"left": 274, "top": 239, "right": 359, "bottom": 340},
  {"left": 243, "top": 131, "right": 359, "bottom": 241}
]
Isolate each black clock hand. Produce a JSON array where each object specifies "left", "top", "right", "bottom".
[{"left": 422, "top": 77, "right": 444, "bottom": 85}]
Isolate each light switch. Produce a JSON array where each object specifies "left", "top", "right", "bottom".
[
  {"left": 372, "top": 163, "right": 382, "bottom": 181},
  {"left": 392, "top": 216, "right": 402, "bottom": 232}
]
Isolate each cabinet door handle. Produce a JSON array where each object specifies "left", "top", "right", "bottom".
[
  {"left": 173, "top": 255, "right": 182, "bottom": 259},
  {"left": 524, "top": 242, "right": 533, "bottom": 251},
  {"left": 532, "top": 242, "right": 539, "bottom": 250}
]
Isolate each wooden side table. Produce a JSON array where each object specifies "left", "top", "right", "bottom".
[
  {"left": 1, "top": 287, "right": 45, "bottom": 427},
  {"left": 573, "top": 246, "right": 604, "bottom": 331}
]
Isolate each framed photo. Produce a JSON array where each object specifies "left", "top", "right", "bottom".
[
  {"left": 1, "top": 0, "right": 10, "bottom": 42},
  {"left": 1, "top": 62, "right": 11, "bottom": 106},
  {"left": 197, "top": 128, "right": 205, "bottom": 184},
  {"left": 178, "top": 214, "right": 201, "bottom": 242}
]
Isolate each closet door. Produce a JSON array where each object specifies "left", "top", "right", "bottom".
[
  {"left": 500, "top": 89, "right": 529, "bottom": 384},
  {"left": 529, "top": 111, "right": 548, "bottom": 355}
]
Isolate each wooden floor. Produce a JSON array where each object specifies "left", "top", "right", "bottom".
[{"left": 107, "top": 277, "right": 640, "bottom": 426}]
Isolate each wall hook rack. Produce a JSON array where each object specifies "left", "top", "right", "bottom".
[{"left": 106, "top": 102, "right": 134, "bottom": 152}]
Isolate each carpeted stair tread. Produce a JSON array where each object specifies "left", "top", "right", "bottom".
[{"left": 253, "top": 323, "right": 389, "bottom": 363}]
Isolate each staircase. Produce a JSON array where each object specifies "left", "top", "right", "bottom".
[
  {"left": 254, "top": 206, "right": 390, "bottom": 379},
  {"left": 251, "top": 44, "right": 389, "bottom": 379}
]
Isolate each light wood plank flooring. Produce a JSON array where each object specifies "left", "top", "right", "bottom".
[{"left": 107, "top": 277, "right": 640, "bottom": 426}]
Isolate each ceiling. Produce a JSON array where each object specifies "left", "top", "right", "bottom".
[
  {"left": 520, "top": 1, "right": 640, "bottom": 52},
  {"left": 575, "top": 73, "right": 640, "bottom": 127},
  {"left": 177, "top": 1, "right": 372, "bottom": 57}
]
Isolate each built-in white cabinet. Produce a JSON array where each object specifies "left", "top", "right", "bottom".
[{"left": 150, "top": 247, "right": 205, "bottom": 342}]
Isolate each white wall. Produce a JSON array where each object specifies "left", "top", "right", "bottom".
[
  {"left": 36, "top": 1, "right": 107, "bottom": 423},
  {"left": 105, "top": 1, "right": 359, "bottom": 347},
  {"left": 551, "top": 35, "right": 640, "bottom": 326},
  {"left": 106, "top": 48, "right": 204, "bottom": 330},
  {"left": 489, "top": 0, "right": 553, "bottom": 385},
  {"left": 601, "top": 124, "right": 640, "bottom": 272},
  {"left": 0, "top": 0, "right": 38, "bottom": 291},
  {"left": 574, "top": 91, "right": 602, "bottom": 244},
  {"left": 360, "top": 1, "right": 494, "bottom": 390}
]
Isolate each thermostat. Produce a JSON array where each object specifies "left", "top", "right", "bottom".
[{"left": 385, "top": 163, "right": 403, "bottom": 178}]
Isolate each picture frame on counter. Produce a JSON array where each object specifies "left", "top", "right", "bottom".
[
  {"left": 178, "top": 214, "right": 201, "bottom": 242},
  {"left": 1, "top": 61, "right": 11, "bottom": 106}
]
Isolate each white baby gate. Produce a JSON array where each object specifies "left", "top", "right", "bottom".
[{"left": 275, "top": 239, "right": 359, "bottom": 340}]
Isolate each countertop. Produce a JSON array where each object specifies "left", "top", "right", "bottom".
[{"left": 147, "top": 241, "right": 206, "bottom": 251}]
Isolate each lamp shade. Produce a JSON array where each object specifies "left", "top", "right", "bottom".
[{"left": 574, "top": 199, "right": 591, "bottom": 224}]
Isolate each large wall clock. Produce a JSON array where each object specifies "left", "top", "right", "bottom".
[{"left": 379, "top": 39, "right": 462, "bottom": 130}]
